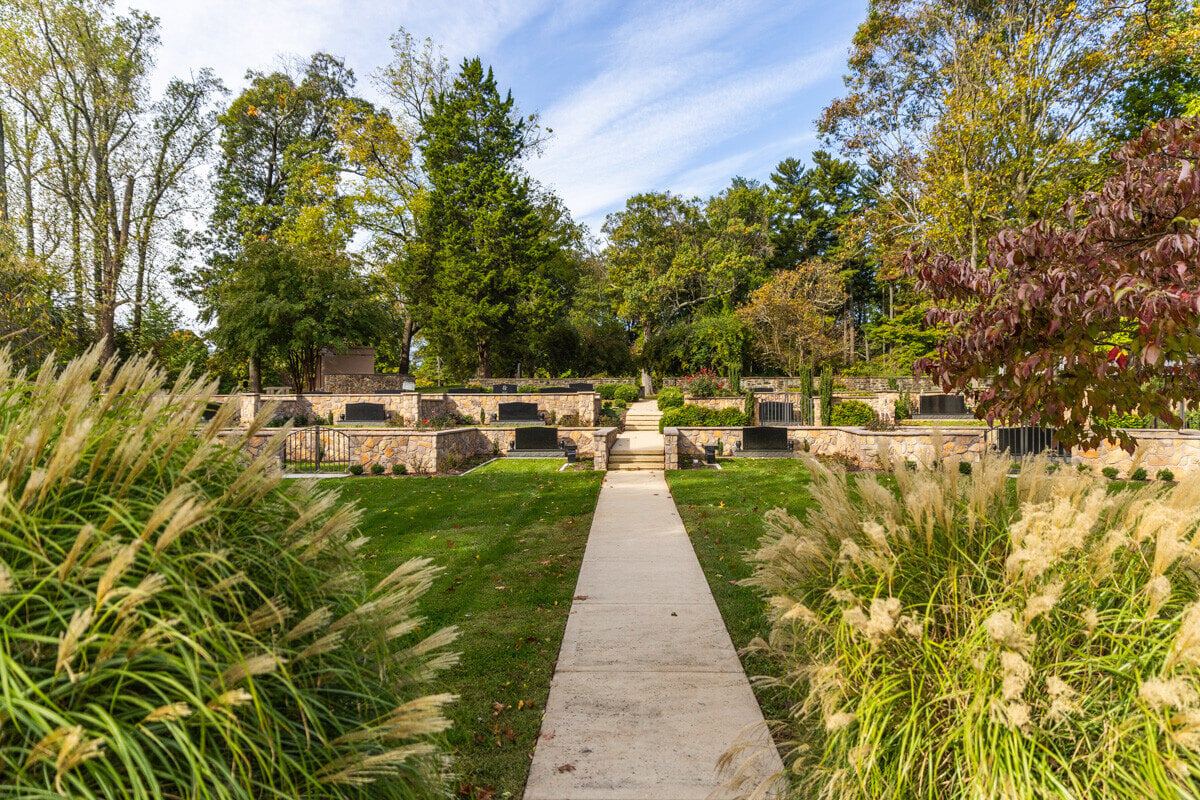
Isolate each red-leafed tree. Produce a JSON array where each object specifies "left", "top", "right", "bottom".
[{"left": 907, "top": 118, "right": 1200, "bottom": 450}]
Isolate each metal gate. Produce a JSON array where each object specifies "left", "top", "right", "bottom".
[
  {"left": 995, "top": 427, "right": 1069, "bottom": 459},
  {"left": 282, "top": 425, "right": 353, "bottom": 473},
  {"left": 758, "top": 396, "right": 813, "bottom": 426}
]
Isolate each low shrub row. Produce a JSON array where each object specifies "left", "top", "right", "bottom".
[
  {"left": 657, "top": 387, "right": 684, "bottom": 410},
  {"left": 597, "top": 383, "right": 640, "bottom": 402},
  {"left": 827, "top": 399, "right": 876, "bottom": 426},
  {"left": 658, "top": 403, "right": 749, "bottom": 432}
]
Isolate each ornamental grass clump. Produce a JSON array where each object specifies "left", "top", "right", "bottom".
[
  {"left": 735, "top": 451, "right": 1200, "bottom": 800},
  {"left": 0, "top": 347, "right": 456, "bottom": 799}
]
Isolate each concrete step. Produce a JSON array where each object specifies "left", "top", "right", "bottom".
[{"left": 609, "top": 453, "right": 665, "bottom": 463}]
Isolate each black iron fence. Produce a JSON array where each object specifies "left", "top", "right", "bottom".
[
  {"left": 994, "top": 427, "right": 1069, "bottom": 459},
  {"left": 758, "top": 396, "right": 814, "bottom": 426},
  {"left": 282, "top": 426, "right": 353, "bottom": 473}
]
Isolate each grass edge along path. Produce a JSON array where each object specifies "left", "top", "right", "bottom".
[
  {"left": 665, "top": 460, "right": 819, "bottom": 776},
  {"left": 333, "top": 459, "right": 604, "bottom": 799}
]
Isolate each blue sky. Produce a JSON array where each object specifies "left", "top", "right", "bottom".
[{"left": 147, "top": 0, "right": 867, "bottom": 236}]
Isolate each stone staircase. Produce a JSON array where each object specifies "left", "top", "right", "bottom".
[{"left": 608, "top": 401, "right": 665, "bottom": 470}]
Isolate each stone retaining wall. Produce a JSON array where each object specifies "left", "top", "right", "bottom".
[
  {"left": 593, "top": 427, "right": 620, "bottom": 471},
  {"left": 1073, "top": 430, "right": 1200, "bottom": 476},
  {"left": 680, "top": 392, "right": 901, "bottom": 423},
  {"left": 663, "top": 376, "right": 939, "bottom": 393},
  {"left": 221, "top": 425, "right": 601, "bottom": 474},
  {"left": 239, "top": 391, "right": 599, "bottom": 426}
]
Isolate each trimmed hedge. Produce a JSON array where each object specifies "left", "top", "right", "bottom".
[
  {"left": 659, "top": 404, "right": 749, "bottom": 432},
  {"left": 657, "top": 387, "right": 684, "bottom": 410},
  {"left": 828, "top": 399, "right": 875, "bottom": 426}
]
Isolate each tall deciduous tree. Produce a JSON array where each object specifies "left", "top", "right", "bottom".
[
  {"left": 0, "top": 0, "right": 221, "bottom": 359},
  {"left": 604, "top": 191, "right": 769, "bottom": 394},
  {"left": 211, "top": 241, "right": 387, "bottom": 392},
  {"left": 909, "top": 118, "right": 1200, "bottom": 450},
  {"left": 736, "top": 260, "right": 846, "bottom": 375},
  {"left": 409, "top": 58, "right": 568, "bottom": 379}
]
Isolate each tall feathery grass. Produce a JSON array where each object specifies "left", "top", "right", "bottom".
[
  {"left": 736, "top": 451, "right": 1200, "bottom": 800},
  {"left": 0, "top": 346, "right": 457, "bottom": 798}
]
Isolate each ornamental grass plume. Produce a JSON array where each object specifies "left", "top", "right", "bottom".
[
  {"left": 0, "top": 346, "right": 456, "bottom": 799},
  {"left": 735, "top": 452, "right": 1200, "bottom": 800}
]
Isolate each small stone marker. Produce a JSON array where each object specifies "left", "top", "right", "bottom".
[
  {"left": 343, "top": 402, "right": 387, "bottom": 422},
  {"left": 742, "top": 425, "right": 790, "bottom": 451},
  {"left": 498, "top": 401, "right": 540, "bottom": 422},
  {"left": 513, "top": 426, "right": 559, "bottom": 451},
  {"left": 919, "top": 393, "right": 967, "bottom": 416}
]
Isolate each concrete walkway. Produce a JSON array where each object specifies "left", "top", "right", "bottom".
[{"left": 525, "top": 470, "right": 782, "bottom": 800}]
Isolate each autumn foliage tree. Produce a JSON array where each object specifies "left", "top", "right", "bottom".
[
  {"left": 908, "top": 118, "right": 1200, "bottom": 449},
  {"left": 736, "top": 260, "right": 846, "bottom": 375}
]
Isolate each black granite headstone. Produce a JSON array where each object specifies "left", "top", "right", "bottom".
[
  {"left": 344, "top": 402, "right": 387, "bottom": 422},
  {"left": 201, "top": 402, "right": 221, "bottom": 421},
  {"left": 538, "top": 387, "right": 571, "bottom": 393},
  {"left": 513, "top": 426, "right": 559, "bottom": 451},
  {"left": 758, "top": 401, "right": 794, "bottom": 425},
  {"left": 494, "top": 383, "right": 519, "bottom": 394},
  {"left": 498, "top": 402, "right": 540, "bottom": 421},
  {"left": 568, "top": 383, "right": 595, "bottom": 392},
  {"left": 446, "top": 388, "right": 477, "bottom": 394},
  {"left": 919, "top": 394, "right": 967, "bottom": 416},
  {"left": 742, "top": 426, "right": 790, "bottom": 451}
]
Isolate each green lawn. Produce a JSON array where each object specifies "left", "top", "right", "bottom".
[
  {"left": 665, "top": 459, "right": 818, "bottom": 730},
  {"left": 334, "top": 459, "right": 604, "bottom": 799}
]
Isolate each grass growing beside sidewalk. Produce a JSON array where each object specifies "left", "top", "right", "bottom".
[
  {"left": 665, "top": 460, "right": 817, "bottom": 738},
  {"left": 335, "top": 459, "right": 604, "bottom": 799}
]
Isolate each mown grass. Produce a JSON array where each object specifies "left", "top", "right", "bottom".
[
  {"left": 665, "top": 459, "right": 818, "bottom": 728},
  {"left": 334, "top": 459, "right": 604, "bottom": 799}
]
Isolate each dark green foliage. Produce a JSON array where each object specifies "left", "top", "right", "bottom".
[
  {"left": 657, "top": 387, "right": 684, "bottom": 410},
  {"left": 1102, "top": 466, "right": 1119, "bottom": 480},
  {"left": 818, "top": 371, "right": 835, "bottom": 425},
  {"left": 798, "top": 365, "right": 814, "bottom": 396},
  {"left": 371, "top": 463, "right": 386, "bottom": 474},
  {"left": 1158, "top": 468, "right": 1175, "bottom": 482},
  {"left": 392, "top": 463, "right": 407, "bottom": 475},
  {"left": 959, "top": 460, "right": 973, "bottom": 475},
  {"left": 828, "top": 399, "right": 875, "bottom": 426},
  {"left": 659, "top": 404, "right": 749, "bottom": 431},
  {"left": 744, "top": 389, "right": 756, "bottom": 423},
  {"left": 349, "top": 463, "right": 365, "bottom": 475},
  {"left": 612, "top": 384, "right": 640, "bottom": 404},
  {"left": 409, "top": 58, "right": 571, "bottom": 378},
  {"left": 1131, "top": 467, "right": 1148, "bottom": 481}
]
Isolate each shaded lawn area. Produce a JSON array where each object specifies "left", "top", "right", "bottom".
[
  {"left": 334, "top": 459, "right": 604, "bottom": 799},
  {"left": 665, "top": 460, "right": 818, "bottom": 734}
]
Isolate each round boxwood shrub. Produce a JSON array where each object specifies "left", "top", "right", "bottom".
[
  {"left": 0, "top": 348, "right": 456, "bottom": 798},
  {"left": 1158, "top": 468, "right": 1175, "bottom": 482},
  {"left": 349, "top": 463, "right": 365, "bottom": 475},
  {"left": 1102, "top": 466, "right": 1120, "bottom": 480},
  {"left": 392, "top": 462, "right": 407, "bottom": 475},
  {"left": 657, "top": 387, "right": 684, "bottom": 410},
  {"left": 597, "top": 384, "right": 618, "bottom": 400},
  {"left": 612, "top": 384, "right": 640, "bottom": 404},
  {"left": 1131, "top": 467, "right": 1148, "bottom": 482},
  {"left": 827, "top": 399, "right": 876, "bottom": 427},
  {"left": 371, "top": 463, "right": 385, "bottom": 475}
]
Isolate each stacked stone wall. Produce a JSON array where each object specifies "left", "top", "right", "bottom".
[{"left": 239, "top": 391, "right": 598, "bottom": 427}]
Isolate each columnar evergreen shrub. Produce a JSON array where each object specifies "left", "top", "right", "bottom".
[
  {"left": 818, "top": 371, "right": 834, "bottom": 425},
  {"left": 0, "top": 348, "right": 456, "bottom": 798},
  {"left": 740, "top": 454, "right": 1200, "bottom": 800},
  {"left": 798, "top": 365, "right": 814, "bottom": 397}
]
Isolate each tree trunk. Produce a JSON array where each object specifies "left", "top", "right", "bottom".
[
  {"left": 248, "top": 355, "right": 261, "bottom": 393},
  {"left": 0, "top": 112, "right": 8, "bottom": 226},
  {"left": 475, "top": 339, "right": 490, "bottom": 379},
  {"left": 397, "top": 316, "right": 415, "bottom": 373},
  {"left": 639, "top": 325, "right": 654, "bottom": 397},
  {"left": 133, "top": 238, "right": 149, "bottom": 344}
]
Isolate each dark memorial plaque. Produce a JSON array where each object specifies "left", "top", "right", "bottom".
[
  {"left": 344, "top": 402, "right": 387, "bottom": 422},
  {"left": 568, "top": 383, "right": 595, "bottom": 392},
  {"left": 538, "top": 387, "right": 571, "bottom": 393},
  {"left": 498, "top": 402, "right": 540, "bottom": 421},
  {"left": 742, "top": 426, "right": 790, "bottom": 451},
  {"left": 446, "top": 388, "right": 476, "bottom": 394},
  {"left": 919, "top": 394, "right": 967, "bottom": 416},
  {"left": 494, "top": 383, "right": 519, "bottom": 394},
  {"left": 758, "top": 401, "right": 794, "bottom": 425},
  {"left": 513, "top": 426, "right": 559, "bottom": 451}
]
